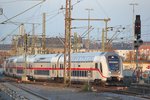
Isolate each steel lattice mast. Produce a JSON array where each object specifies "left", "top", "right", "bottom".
[{"left": 64, "top": 0, "right": 72, "bottom": 86}]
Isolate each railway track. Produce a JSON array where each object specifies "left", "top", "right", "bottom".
[
  {"left": 110, "top": 90, "right": 150, "bottom": 99},
  {"left": 0, "top": 82, "right": 49, "bottom": 100},
  {"left": 2, "top": 76, "right": 150, "bottom": 100}
]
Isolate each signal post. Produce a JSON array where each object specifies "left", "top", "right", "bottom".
[{"left": 134, "top": 15, "right": 143, "bottom": 82}]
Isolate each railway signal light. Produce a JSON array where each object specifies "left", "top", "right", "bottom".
[
  {"left": 134, "top": 39, "right": 143, "bottom": 49},
  {"left": 134, "top": 15, "right": 143, "bottom": 49},
  {"left": 135, "top": 15, "right": 141, "bottom": 40}
]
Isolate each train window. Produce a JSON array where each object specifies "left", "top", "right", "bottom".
[
  {"left": 108, "top": 55, "right": 119, "bottom": 71},
  {"left": 100, "top": 63, "right": 103, "bottom": 73},
  {"left": 85, "top": 71, "right": 88, "bottom": 77},
  {"left": 39, "top": 58, "right": 45, "bottom": 60},
  {"left": 86, "top": 71, "right": 88, "bottom": 77},
  {"left": 17, "top": 69, "right": 23, "bottom": 74},
  {"left": 61, "top": 64, "right": 63, "bottom": 68},
  {"left": 52, "top": 65, "right": 55, "bottom": 74},
  {"left": 76, "top": 71, "right": 78, "bottom": 76},
  {"left": 73, "top": 71, "right": 76, "bottom": 76},
  {"left": 34, "top": 70, "right": 49, "bottom": 75},
  {"left": 79, "top": 71, "right": 81, "bottom": 77},
  {"left": 77, "top": 71, "right": 79, "bottom": 76},
  {"left": 84, "top": 71, "right": 86, "bottom": 77},
  {"left": 82, "top": 71, "right": 84, "bottom": 77},
  {"left": 83, "top": 71, "right": 86, "bottom": 77},
  {"left": 78, "top": 65, "right": 80, "bottom": 67},
  {"left": 9, "top": 69, "right": 13, "bottom": 73},
  {"left": 79, "top": 71, "right": 80, "bottom": 77},
  {"left": 95, "top": 63, "right": 98, "bottom": 69},
  {"left": 74, "top": 71, "right": 76, "bottom": 76},
  {"left": 6, "top": 60, "right": 9, "bottom": 63},
  {"left": 71, "top": 71, "right": 73, "bottom": 76},
  {"left": 60, "top": 64, "right": 61, "bottom": 69},
  {"left": 71, "top": 71, "right": 88, "bottom": 77},
  {"left": 9, "top": 60, "right": 13, "bottom": 63},
  {"left": 75, "top": 71, "right": 76, "bottom": 76},
  {"left": 60, "top": 64, "right": 64, "bottom": 69},
  {"left": 81, "top": 71, "right": 84, "bottom": 76}
]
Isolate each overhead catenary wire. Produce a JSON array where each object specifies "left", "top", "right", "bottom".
[
  {"left": 23, "top": 5, "right": 42, "bottom": 22},
  {"left": 0, "top": 24, "right": 21, "bottom": 42},
  {"left": 0, "top": 0, "right": 86, "bottom": 41},
  {"left": 0, "top": 0, "right": 18, "bottom": 4},
  {"left": 2, "top": 13, "right": 18, "bottom": 26},
  {"left": 0, "top": 0, "right": 46, "bottom": 42},
  {"left": 0, "top": 7, "right": 64, "bottom": 43},
  {"left": 0, "top": 0, "right": 43, "bottom": 4},
  {"left": 27, "top": 10, "right": 64, "bottom": 35},
  {"left": 71, "top": 0, "right": 84, "bottom": 7},
  {"left": 95, "top": 0, "right": 109, "bottom": 18},
  {"left": 0, "top": 0, "right": 45, "bottom": 24}
]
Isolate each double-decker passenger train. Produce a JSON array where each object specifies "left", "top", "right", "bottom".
[{"left": 3, "top": 52, "right": 123, "bottom": 84}]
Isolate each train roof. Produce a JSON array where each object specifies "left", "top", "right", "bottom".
[
  {"left": 6, "top": 52, "right": 118, "bottom": 63},
  {"left": 6, "top": 56, "right": 18, "bottom": 62},
  {"left": 51, "top": 54, "right": 63, "bottom": 63},
  {"left": 32, "top": 54, "right": 58, "bottom": 63},
  {"left": 15, "top": 55, "right": 34, "bottom": 63},
  {"left": 59, "top": 52, "right": 117, "bottom": 62},
  {"left": 71, "top": 52, "right": 105, "bottom": 62}
]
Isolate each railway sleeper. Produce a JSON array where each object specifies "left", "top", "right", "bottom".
[{"left": 129, "top": 85, "right": 150, "bottom": 94}]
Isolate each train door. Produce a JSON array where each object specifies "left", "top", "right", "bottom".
[
  {"left": 59, "top": 63, "right": 64, "bottom": 77},
  {"left": 57, "top": 54, "right": 63, "bottom": 79},
  {"left": 51, "top": 63, "right": 57, "bottom": 78},
  {"left": 3, "top": 60, "right": 6, "bottom": 74},
  {"left": 95, "top": 62, "right": 103, "bottom": 79},
  {"left": 27, "top": 63, "right": 33, "bottom": 78}
]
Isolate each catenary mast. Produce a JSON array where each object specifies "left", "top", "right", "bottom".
[{"left": 64, "top": 0, "right": 72, "bottom": 86}]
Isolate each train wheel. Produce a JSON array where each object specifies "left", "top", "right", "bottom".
[
  {"left": 94, "top": 79, "right": 101, "bottom": 85},
  {"left": 100, "top": 81, "right": 106, "bottom": 87},
  {"left": 94, "top": 79, "right": 106, "bottom": 87}
]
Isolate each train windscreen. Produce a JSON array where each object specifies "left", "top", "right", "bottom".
[{"left": 107, "top": 55, "right": 120, "bottom": 71}]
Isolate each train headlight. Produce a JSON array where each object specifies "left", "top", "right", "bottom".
[
  {"left": 109, "top": 71, "right": 111, "bottom": 74},
  {"left": 118, "top": 77, "right": 120, "bottom": 81}
]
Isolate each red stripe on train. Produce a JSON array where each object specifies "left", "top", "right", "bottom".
[{"left": 5, "top": 67, "right": 107, "bottom": 78}]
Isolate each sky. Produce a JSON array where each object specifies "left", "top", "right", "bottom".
[{"left": 0, "top": 0, "right": 150, "bottom": 44}]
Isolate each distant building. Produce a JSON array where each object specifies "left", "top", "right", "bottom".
[
  {"left": 16, "top": 37, "right": 65, "bottom": 55},
  {"left": 112, "top": 42, "right": 133, "bottom": 50},
  {"left": 115, "top": 42, "right": 150, "bottom": 61},
  {"left": 1, "top": 36, "right": 150, "bottom": 62},
  {"left": 115, "top": 50, "right": 134, "bottom": 61},
  {"left": 139, "top": 42, "right": 150, "bottom": 60},
  {"left": 0, "top": 44, "right": 12, "bottom": 64}
]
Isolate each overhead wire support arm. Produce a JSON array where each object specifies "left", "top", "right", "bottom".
[
  {"left": 72, "top": 18, "right": 110, "bottom": 51},
  {"left": 2, "top": 21, "right": 40, "bottom": 25},
  {"left": 82, "top": 27, "right": 94, "bottom": 38},
  {"left": 71, "top": 18, "right": 110, "bottom": 21}
]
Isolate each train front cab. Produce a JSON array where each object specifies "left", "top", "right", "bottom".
[{"left": 106, "top": 54, "right": 123, "bottom": 84}]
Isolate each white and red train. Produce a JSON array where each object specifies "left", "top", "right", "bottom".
[{"left": 3, "top": 52, "right": 123, "bottom": 83}]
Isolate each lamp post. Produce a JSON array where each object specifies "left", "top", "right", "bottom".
[{"left": 85, "top": 8, "right": 93, "bottom": 52}]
